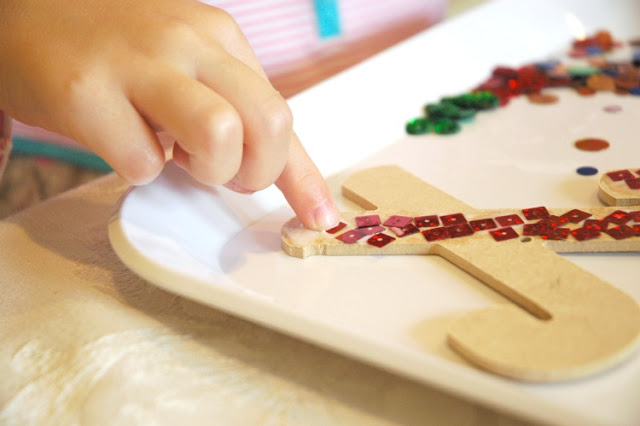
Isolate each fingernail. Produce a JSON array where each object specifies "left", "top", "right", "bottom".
[{"left": 313, "top": 200, "right": 340, "bottom": 231}]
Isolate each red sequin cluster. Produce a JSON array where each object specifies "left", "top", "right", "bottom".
[
  {"left": 607, "top": 168, "right": 640, "bottom": 190},
  {"left": 328, "top": 207, "right": 640, "bottom": 248}
]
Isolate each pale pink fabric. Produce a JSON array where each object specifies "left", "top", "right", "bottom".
[{"left": 2, "top": 0, "right": 445, "bottom": 181}]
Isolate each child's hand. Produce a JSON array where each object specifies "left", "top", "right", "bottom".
[{"left": 0, "top": 0, "right": 339, "bottom": 230}]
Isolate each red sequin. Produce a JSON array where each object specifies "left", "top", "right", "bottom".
[
  {"left": 546, "top": 215, "right": 570, "bottom": 228},
  {"left": 606, "top": 169, "right": 634, "bottom": 181},
  {"left": 383, "top": 215, "right": 413, "bottom": 228},
  {"left": 495, "top": 214, "right": 524, "bottom": 227},
  {"left": 571, "top": 228, "right": 601, "bottom": 241},
  {"left": 440, "top": 213, "right": 467, "bottom": 227},
  {"left": 626, "top": 177, "right": 640, "bottom": 189},
  {"left": 414, "top": 215, "right": 439, "bottom": 228},
  {"left": 561, "top": 209, "right": 592, "bottom": 223},
  {"left": 422, "top": 227, "right": 450, "bottom": 242},
  {"left": 490, "top": 227, "right": 519, "bottom": 241},
  {"left": 469, "top": 218, "right": 497, "bottom": 231},
  {"left": 367, "top": 233, "right": 396, "bottom": 248},
  {"left": 605, "top": 210, "right": 631, "bottom": 224},
  {"left": 630, "top": 211, "right": 640, "bottom": 222},
  {"left": 336, "top": 229, "right": 365, "bottom": 244},
  {"left": 542, "top": 228, "right": 570, "bottom": 240},
  {"left": 516, "top": 65, "right": 548, "bottom": 94},
  {"left": 522, "top": 206, "right": 550, "bottom": 220},
  {"left": 633, "top": 224, "right": 640, "bottom": 236},
  {"left": 523, "top": 221, "right": 550, "bottom": 236},
  {"left": 355, "top": 215, "right": 381, "bottom": 228},
  {"left": 326, "top": 222, "right": 347, "bottom": 234},
  {"left": 389, "top": 223, "right": 419, "bottom": 238},
  {"left": 583, "top": 219, "right": 608, "bottom": 232},
  {"left": 447, "top": 224, "right": 474, "bottom": 238},
  {"left": 606, "top": 224, "right": 636, "bottom": 240}
]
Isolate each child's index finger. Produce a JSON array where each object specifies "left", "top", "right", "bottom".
[{"left": 275, "top": 133, "right": 339, "bottom": 231}]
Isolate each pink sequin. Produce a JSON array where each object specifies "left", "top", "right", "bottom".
[{"left": 355, "top": 215, "right": 381, "bottom": 228}]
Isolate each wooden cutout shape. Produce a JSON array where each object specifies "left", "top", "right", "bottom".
[
  {"left": 599, "top": 168, "right": 640, "bottom": 206},
  {"left": 281, "top": 166, "right": 640, "bottom": 382}
]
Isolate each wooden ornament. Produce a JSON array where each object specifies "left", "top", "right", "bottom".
[
  {"left": 599, "top": 168, "right": 640, "bottom": 206},
  {"left": 281, "top": 166, "right": 640, "bottom": 382}
]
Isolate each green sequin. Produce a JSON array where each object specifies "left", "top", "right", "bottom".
[
  {"left": 425, "top": 102, "right": 475, "bottom": 121},
  {"left": 432, "top": 118, "right": 460, "bottom": 135},
  {"left": 406, "top": 117, "right": 430, "bottom": 135},
  {"left": 443, "top": 91, "right": 499, "bottom": 110}
]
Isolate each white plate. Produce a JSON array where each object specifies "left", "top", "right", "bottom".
[{"left": 109, "top": 1, "right": 640, "bottom": 425}]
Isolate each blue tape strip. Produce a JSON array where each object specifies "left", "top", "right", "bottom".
[
  {"left": 11, "top": 137, "right": 112, "bottom": 173},
  {"left": 313, "top": 0, "right": 341, "bottom": 39}
]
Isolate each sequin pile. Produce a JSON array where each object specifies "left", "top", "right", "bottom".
[
  {"left": 329, "top": 206, "right": 640, "bottom": 248},
  {"left": 406, "top": 31, "right": 640, "bottom": 136}
]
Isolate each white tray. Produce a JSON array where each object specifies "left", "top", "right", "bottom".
[{"left": 109, "top": 1, "right": 640, "bottom": 424}]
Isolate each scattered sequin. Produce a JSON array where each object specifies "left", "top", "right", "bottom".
[
  {"left": 574, "top": 138, "right": 610, "bottom": 151},
  {"left": 469, "top": 218, "right": 497, "bottom": 231},
  {"left": 359, "top": 225, "right": 386, "bottom": 236},
  {"left": 605, "top": 210, "right": 631, "bottom": 224},
  {"left": 367, "top": 233, "right": 395, "bottom": 248},
  {"left": 546, "top": 215, "right": 570, "bottom": 228},
  {"left": 523, "top": 221, "right": 550, "bottom": 236},
  {"left": 577, "top": 86, "right": 597, "bottom": 96},
  {"left": 587, "top": 74, "right": 616, "bottom": 91},
  {"left": 389, "top": 223, "right": 420, "bottom": 237},
  {"left": 414, "top": 215, "right": 439, "bottom": 228},
  {"left": 527, "top": 93, "right": 559, "bottom": 104},
  {"left": 603, "top": 104, "right": 622, "bottom": 113},
  {"left": 355, "top": 215, "right": 381, "bottom": 228},
  {"left": 490, "top": 227, "right": 519, "bottom": 241},
  {"left": 447, "top": 224, "right": 474, "bottom": 238},
  {"left": 571, "top": 227, "right": 601, "bottom": 241},
  {"left": 583, "top": 219, "right": 608, "bottom": 232},
  {"left": 406, "top": 117, "right": 430, "bottom": 135},
  {"left": 561, "top": 209, "right": 592, "bottom": 223},
  {"left": 495, "top": 214, "right": 524, "bottom": 227},
  {"left": 576, "top": 166, "right": 598, "bottom": 176},
  {"left": 606, "top": 224, "right": 635, "bottom": 240},
  {"left": 626, "top": 177, "right": 640, "bottom": 189},
  {"left": 522, "top": 206, "right": 550, "bottom": 220},
  {"left": 432, "top": 118, "right": 460, "bottom": 135},
  {"left": 336, "top": 229, "right": 365, "bottom": 244},
  {"left": 542, "top": 227, "right": 570, "bottom": 240},
  {"left": 440, "top": 213, "right": 467, "bottom": 226},
  {"left": 422, "top": 227, "right": 450, "bottom": 242},
  {"left": 606, "top": 169, "right": 634, "bottom": 181},
  {"left": 383, "top": 215, "right": 413, "bottom": 228},
  {"left": 326, "top": 222, "right": 347, "bottom": 234}
]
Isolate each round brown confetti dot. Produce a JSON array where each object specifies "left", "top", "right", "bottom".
[
  {"left": 587, "top": 74, "right": 615, "bottom": 91},
  {"left": 527, "top": 93, "right": 559, "bottom": 104},
  {"left": 574, "top": 137, "right": 610, "bottom": 151},
  {"left": 576, "top": 86, "right": 596, "bottom": 96}
]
